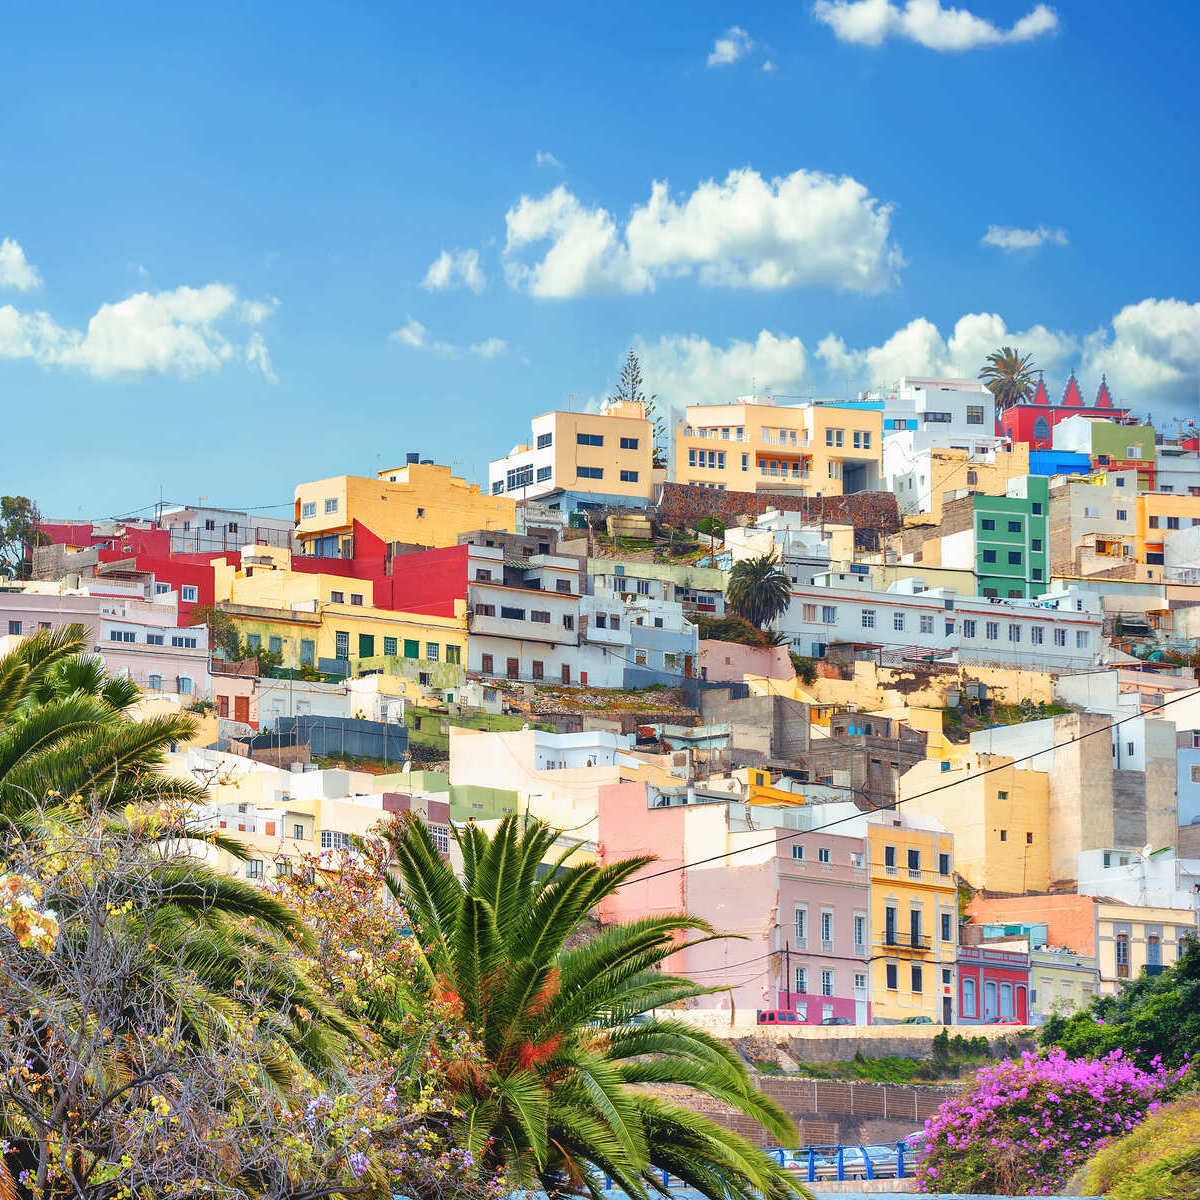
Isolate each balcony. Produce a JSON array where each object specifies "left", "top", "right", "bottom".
[
  {"left": 467, "top": 611, "right": 578, "bottom": 646},
  {"left": 821, "top": 939, "right": 834, "bottom": 954},
  {"left": 760, "top": 465, "right": 812, "bottom": 479},
  {"left": 881, "top": 931, "right": 931, "bottom": 951}
]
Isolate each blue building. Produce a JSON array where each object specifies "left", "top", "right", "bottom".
[{"left": 1028, "top": 449, "right": 1093, "bottom": 477}]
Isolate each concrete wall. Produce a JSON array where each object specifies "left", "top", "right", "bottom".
[
  {"left": 275, "top": 714, "right": 409, "bottom": 762},
  {"left": 698, "top": 639, "right": 794, "bottom": 683}
]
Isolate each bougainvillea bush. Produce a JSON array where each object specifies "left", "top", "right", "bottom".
[{"left": 915, "top": 1047, "right": 1188, "bottom": 1195}]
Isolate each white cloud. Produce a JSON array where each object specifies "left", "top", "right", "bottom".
[
  {"left": 982, "top": 224, "right": 1068, "bottom": 252},
  {"left": 389, "top": 316, "right": 507, "bottom": 359},
  {"left": 503, "top": 168, "right": 901, "bottom": 298},
  {"left": 762, "top": 59, "right": 778, "bottom": 72},
  {"left": 0, "top": 282, "right": 278, "bottom": 381},
  {"left": 0, "top": 238, "right": 42, "bottom": 291},
  {"left": 817, "top": 311, "right": 1076, "bottom": 385},
  {"left": 421, "top": 248, "right": 486, "bottom": 294},
  {"left": 635, "top": 330, "right": 810, "bottom": 410},
  {"left": 535, "top": 150, "right": 564, "bottom": 168},
  {"left": 707, "top": 26, "right": 754, "bottom": 66},
  {"left": 814, "top": 0, "right": 1058, "bottom": 51},
  {"left": 1082, "top": 298, "right": 1200, "bottom": 407}
]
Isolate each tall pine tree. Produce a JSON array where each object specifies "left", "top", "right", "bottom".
[{"left": 609, "top": 348, "right": 667, "bottom": 468}]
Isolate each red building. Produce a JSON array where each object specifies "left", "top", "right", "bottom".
[
  {"left": 957, "top": 944, "right": 1030, "bottom": 1024},
  {"left": 1000, "top": 372, "right": 1130, "bottom": 451}
]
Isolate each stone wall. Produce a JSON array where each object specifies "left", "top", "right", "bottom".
[{"left": 656, "top": 484, "right": 900, "bottom": 548}]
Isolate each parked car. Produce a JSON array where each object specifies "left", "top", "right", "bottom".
[
  {"left": 900, "top": 1015, "right": 934, "bottom": 1024},
  {"left": 756, "top": 1009, "right": 801, "bottom": 1025},
  {"left": 820, "top": 1016, "right": 852, "bottom": 1025}
]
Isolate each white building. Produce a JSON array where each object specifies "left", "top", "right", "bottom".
[
  {"left": 1154, "top": 442, "right": 1200, "bottom": 496},
  {"left": 487, "top": 401, "right": 656, "bottom": 512},
  {"left": 777, "top": 575, "right": 1105, "bottom": 671},
  {"left": 160, "top": 504, "right": 295, "bottom": 554},
  {"left": 721, "top": 510, "right": 855, "bottom": 586},
  {"left": 1078, "top": 847, "right": 1200, "bottom": 911},
  {"left": 0, "top": 582, "right": 210, "bottom": 697}
]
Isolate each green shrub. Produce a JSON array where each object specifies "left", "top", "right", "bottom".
[{"left": 1070, "top": 1093, "right": 1200, "bottom": 1200}]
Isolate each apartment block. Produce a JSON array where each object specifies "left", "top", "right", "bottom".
[
  {"left": 674, "top": 397, "right": 882, "bottom": 496},
  {"left": 487, "top": 401, "right": 656, "bottom": 512}
]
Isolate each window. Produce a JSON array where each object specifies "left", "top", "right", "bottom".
[
  {"left": 268, "top": 635, "right": 282, "bottom": 655},
  {"left": 619, "top": 436, "right": 639, "bottom": 450},
  {"left": 147, "top": 673, "right": 162, "bottom": 691},
  {"left": 446, "top": 644, "right": 461, "bottom": 665},
  {"left": 885, "top": 963, "right": 898, "bottom": 990},
  {"left": 820, "top": 909, "right": 834, "bottom": 947},
  {"left": 350, "top": 593, "right": 364, "bottom": 606},
  {"left": 888, "top": 610, "right": 904, "bottom": 632},
  {"left": 578, "top": 466, "right": 604, "bottom": 480},
  {"left": 323, "top": 497, "right": 338, "bottom": 514},
  {"left": 853, "top": 430, "right": 871, "bottom": 449},
  {"left": 907, "top": 848, "right": 921, "bottom": 879},
  {"left": 6, "top": 621, "right": 20, "bottom": 635},
  {"left": 1076, "top": 630, "right": 1089, "bottom": 649},
  {"left": 911, "top": 964, "right": 923, "bottom": 993},
  {"left": 985, "top": 621, "right": 999, "bottom": 640},
  {"left": 981, "top": 518, "right": 995, "bottom": 531},
  {"left": 982, "top": 550, "right": 997, "bottom": 563},
  {"left": 884, "top": 845, "right": 896, "bottom": 874},
  {"left": 320, "top": 830, "right": 353, "bottom": 851},
  {"left": 530, "top": 610, "right": 550, "bottom": 624},
  {"left": 246, "top": 859, "right": 264, "bottom": 880},
  {"left": 1126, "top": 445, "right": 1142, "bottom": 459},
  {"left": 506, "top": 465, "right": 534, "bottom": 491},
  {"left": 1032, "top": 567, "right": 1043, "bottom": 581},
  {"left": 480, "top": 653, "right": 494, "bottom": 674},
  {"left": 795, "top": 966, "right": 808, "bottom": 995},
  {"left": 176, "top": 676, "right": 194, "bottom": 695},
  {"left": 821, "top": 969, "right": 835, "bottom": 997},
  {"left": 577, "top": 432, "right": 604, "bottom": 447},
  {"left": 861, "top": 609, "right": 876, "bottom": 629},
  {"left": 381, "top": 636, "right": 398, "bottom": 657},
  {"left": 500, "top": 606, "right": 526, "bottom": 621},
  {"left": 1008, "top": 623, "right": 1021, "bottom": 643},
  {"left": 301, "top": 501, "right": 316, "bottom": 519},
  {"left": 1031, "top": 626, "right": 1044, "bottom": 645},
  {"left": 330, "top": 590, "right": 345, "bottom": 604},
  {"left": 1008, "top": 551, "right": 1022, "bottom": 565},
  {"left": 491, "top": 481, "right": 504, "bottom": 495},
  {"left": 853, "top": 913, "right": 866, "bottom": 952},
  {"left": 825, "top": 428, "right": 844, "bottom": 447},
  {"left": 966, "top": 469, "right": 979, "bottom": 486},
  {"left": 941, "top": 911, "right": 952, "bottom": 941},
  {"left": 1054, "top": 628, "right": 1067, "bottom": 647},
  {"left": 335, "top": 631, "right": 349, "bottom": 660},
  {"left": 204, "top": 518, "right": 216, "bottom": 531},
  {"left": 1032, "top": 502, "right": 1042, "bottom": 515},
  {"left": 109, "top": 629, "right": 136, "bottom": 643},
  {"left": 794, "top": 906, "right": 807, "bottom": 946},
  {"left": 619, "top": 469, "right": 639, "bottom": 482},
  {"left": 966, "top": 404, "right": 985, "bottom": 425},
  {"left": 919, "top": 614, "right": 934, "bottom": 634},
  {"left": 821, "top": 605, "right": 837, "bottom": 624},
  {"left": 473, "top": 605, "right": 494, "bottom": 619},
  {"left": 1147, "top": 933, "right": 1161, "bottom": 966},
  {"left": 180, "top": 584, "right": 198, "bottom": 603},
  {"left": 424, "top": 642, "right": 439, "bottom": 661},
  {"left": 791, "top": 844, "right": 805, "bottom": 861},
  {"left": 534, "top": 465, "right": 552, "bottom": 483},
  {"left": 1031, "top": 538, "right": 1043, "bottom": 551},
  {"left": 962, "top": 619, "right": 976, "bottom": 638},
  {"left": 999, "top": 829, "right": 1008, "bottom": 842},
  {"left": 536, "top": 431, "right": 553, "bottom": 449},
  {"left": 633, "top": 648, "right": 648, "bottom": 666},
  {"left": 962, "top": 977, "right": 977, "bottom": 1017},
  {"left": 1167, "top": 516, "right": 1181, "bottom": 530},
  {"left": 561, "top": 614, "right": 574, "bottom": 630},
  {"left": 1149, "top": 515, "right": 1161, "bottom": 529},
  {"left": 531, "top": 660, "right": 544, "bottom": 680},
  {"left": 818, "top": 847, "right": 831, "bottom": 864}
]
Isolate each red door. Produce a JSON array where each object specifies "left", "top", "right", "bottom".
[{"left": 506, "top": 658, "right": 518, "bottom": 679}]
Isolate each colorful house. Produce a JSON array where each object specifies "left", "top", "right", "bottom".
[
  {"left": 867, "top": 814, "right": 958, "bottom": 1024},
  {"left": 1000, "top": 372, "right": 1129, "bottom": 451},
  {"left": 956, "top": 944, "right": 1030, "bottom": 1024}
]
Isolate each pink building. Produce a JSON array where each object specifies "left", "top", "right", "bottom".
[
  {"left": 597, "top": 780, "right": 870, "bottom": 1023},
  {"left": 697, "top": 639, "right": 794, "bottom": 683},
  {"left": 0, "top": 584, "right": 210, "bottom": 699}
]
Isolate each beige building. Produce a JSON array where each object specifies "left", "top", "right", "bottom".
[
  {"left": 487, "top": 401, "right": 658, "bottom": 510},
  {"left": 295, "top": 461, "right": 516, "bottom": 551},
  {"left": 674, "top": 397, "right": 881, "bottom": 496},
  {"left": 893, "top": 444, "right": 1032, "bottom": 524}
]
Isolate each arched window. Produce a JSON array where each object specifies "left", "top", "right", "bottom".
[
  {"left": 177, "top": 676, "right": 194, "bottom": 696},
  {"left": 1033, "top": 416, "right": 1050, "bottom": 441},
  {"left": 147, "top": 673, "right": 162, "bottom": 691}
]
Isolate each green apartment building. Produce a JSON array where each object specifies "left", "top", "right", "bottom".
[{"left": 972, "top": 476, "right": 1049, "bottom": 599}]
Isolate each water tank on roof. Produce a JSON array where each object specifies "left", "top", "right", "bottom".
[
  {"left": 406, "top": 452, "right": 420, "bottom": 464},
  {"left": 420, "top": 458, "right": 434, "bottom": 465}
]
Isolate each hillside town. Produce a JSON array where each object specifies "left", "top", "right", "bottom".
[{"left": 7, "top": 362, "right": 1198, "bottom": 1037}]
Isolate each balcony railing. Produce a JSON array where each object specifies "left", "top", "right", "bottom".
[
  {"left": 881, "top": 931, "right": 931, "bottom": 950},
  {"left": 821, "top": 939, "right": 834, "bottom": 954}
]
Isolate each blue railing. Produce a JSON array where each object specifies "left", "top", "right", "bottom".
[{"left": 602, "top": 1141, "right": 912, "bottom": 1189}]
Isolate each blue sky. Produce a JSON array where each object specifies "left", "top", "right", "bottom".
[{"left": 2, "top": 0, "right": 1198, "bottom": 519}]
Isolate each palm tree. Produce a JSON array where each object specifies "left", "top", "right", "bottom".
[
  {"left": 0, "top": 626, "right": 208, "bottom": 826},
  {"left": 387, "top": 814, "right": 809, "bottom": 1200},
  {"left": 979, "top": 346, "right": 1038, "bottom": 413},
  {"left": 727, "top": 552, "right": 792, "bottom": 630}
]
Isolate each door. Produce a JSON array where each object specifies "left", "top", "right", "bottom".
[
  {"left": 942, "top": 996, "right": 953, "bottom": 1024},
  {"left": 506, "top": 657, "right": 519, "bottom": 679},
  {"left": 234, "top": 695, "right": 249, "bottom": 724},
  {"left": 853, "top": 971, "right": 868, "bottom": 1025},
  {"left": 984, "top": 980, "right": 998, "bottom": 1021}
]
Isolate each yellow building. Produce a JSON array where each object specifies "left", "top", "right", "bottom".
[
  {"left": 898, "top": 754, "right": 1051, "bottom": 893},
  {"left": 295, "top": 461, "right": 515, "bottom": 551},
  {"left": 867, "top": 815, "right": 958, "bottom": 1023},
  {"left": 902, "top": 445, "right": 1032, "bottom": 525},
  {"left": 219, "top": 555, "right": 467, "bottom": 680},
  {"left": 674, "top": 397, "right": 882, "bottom": 496},
  {"left": 1136, "top": 492, "right": 1200, "bottom": 570},
  {"left": 487, "top": 401, "right": 658, "bottom": 506}
]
